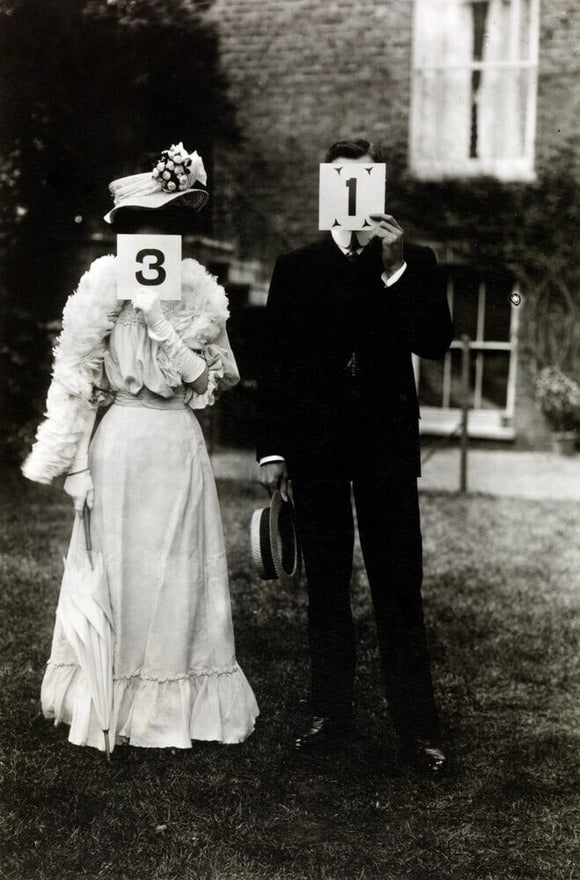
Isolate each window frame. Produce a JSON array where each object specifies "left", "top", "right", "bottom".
[
  {"left": 413, "top": 251, "right": 522, "bottom": 440},
  {"left": 409, "top": 0, "right": 540, "bottom": 182}
]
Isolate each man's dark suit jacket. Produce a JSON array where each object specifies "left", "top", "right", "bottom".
[{"left": 257, "top": 233, "right": 454, "bottom": 478}]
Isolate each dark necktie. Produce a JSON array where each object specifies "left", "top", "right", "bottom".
[
  {"left": 345, "top": 231, "right": 362, "bottom": 377},
  {"left": 346, "top": 231, "right": 360, "bottom": 263}
]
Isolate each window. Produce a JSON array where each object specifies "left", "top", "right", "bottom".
[
  {"left": 410, "top": 0, "right": 539, "bottom": 181},
  {"left": 414, "top": 259, "right": 521, "bottom": 440}
]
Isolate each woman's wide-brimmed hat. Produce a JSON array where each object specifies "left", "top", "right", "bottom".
[
  {"left": 250, "top": 491, "right": 302, "bottom": 589},
  {"left": 104, "top": 142, "right": 209, "bottom": 223}
]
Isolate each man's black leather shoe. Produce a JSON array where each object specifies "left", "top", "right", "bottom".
[
  {"left": 402, "top": 738, "right": 447, "bottom": 775},
  {"left": 294, "top": 716, "right": 354, "bottom": 753}
]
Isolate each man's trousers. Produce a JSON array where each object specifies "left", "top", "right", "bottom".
[{"left": 292, "top": 462, "right": 440, "bottom": 743}]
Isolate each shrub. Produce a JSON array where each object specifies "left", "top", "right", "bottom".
[
  {"left": 534, "top": 366, "right": 580, "bottom": 432},
  {"left": 0, "top": 305, "right": 56, "bottom": 465}
]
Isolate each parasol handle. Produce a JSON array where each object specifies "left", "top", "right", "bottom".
[
  {"left": 103, "top": 730, "right": 111, "bottom": 761},
  {"left": 82, "top": 505, "right": 94, "bottom": 570}
]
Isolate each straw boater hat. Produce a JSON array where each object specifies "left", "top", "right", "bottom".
[
  {"left": 250, "top": 491, "right": 302, "bottom": 589},
  {"left": 104, "top": 142, "right": 209, "bottom": 223}
]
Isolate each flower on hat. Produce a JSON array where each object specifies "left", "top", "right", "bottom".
[
  {"left": 105, "top": 142, "right": 209, "bottom": 222},
  {"left": 151, "top": 142, "right": 207, "bottom": 194}
]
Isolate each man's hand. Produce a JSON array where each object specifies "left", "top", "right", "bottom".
[
  {"left": 259, "top": 460, "right": 292, "bottom": 503},
  {"left": 132, "top": 290, "right": 164, "bottom": 327},
  {"left": 64, "top": 470, "right": 94, "bottom": 515},
  {"left": 369, "top": 213, "right": 404, "bottom": 275}
]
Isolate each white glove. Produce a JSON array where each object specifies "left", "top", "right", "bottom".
[
  {"left": 132, "top": 290, "right": 164, "bottom": 327},
  {"left": 133, "top": 291, "right": 207, "bottom": 385},
  {"left": 64, "top": 470, "right": 94, "bottom": 514}
]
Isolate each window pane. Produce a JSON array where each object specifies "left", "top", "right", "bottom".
[
  {"left": 447, "top": 268, "right": 513, "bottom": 342},
  {"left": 478, "top": 68, "right": 530, "bottom": 159},
  {"left": 445, "top": 348, "right": 510, "bottom": 409},
  {"left": 484, "top": 0, "right": 511, "bottom": 62},
  {"left": 481, "top": 352, "right": 510, "bottom": 408},
  {"left": 414, "top": 0, "right": 472, "bottom": 67},
  {"left": 484, "top": 275, "right": 513, "bottom": 341},
  {"left": 413, "top": 69, "right": 472, "bottom": 161},
  {"left": 450, "top": 272, "right": 480, "bottom": 340},
  {"left": 449, "top": 347, "right": 475, "bottom": 408},
  {"left": 519, "top": 0, "right": 534, "bottom": 61},
  {"left": 418, "top": 358, "right": 445, "bottom": 407}
]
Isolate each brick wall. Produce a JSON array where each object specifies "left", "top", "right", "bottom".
[
  {"left": 208, "top": 0, "right": 414, "bottom": 257},
  {"left": 208, "top": 0, "right": 579, "bottom": 447},
  {"left": 536, "top": 3, "right": 580, "bottom": 175},
  {"left": 209, "top": 0, "right": 579, "bottom": 261}
]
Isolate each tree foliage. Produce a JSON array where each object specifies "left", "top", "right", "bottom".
[
  {"left": 0, "top": 0, "right": 237, "bottom": 247},
  {"left": 0, "top": 0, "right": 238, "bottom": 462}
]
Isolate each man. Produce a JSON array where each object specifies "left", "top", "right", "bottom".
[{"left": 257, "top": 138, "right": 454, "bottom": 773}]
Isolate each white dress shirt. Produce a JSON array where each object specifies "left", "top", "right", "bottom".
[{"left": 330, "top": 228, "right": 407, "bottom": 287}]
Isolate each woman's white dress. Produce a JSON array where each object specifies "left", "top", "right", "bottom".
[{"left": 23, "top": 255, "right": 258, "bottom": 750}]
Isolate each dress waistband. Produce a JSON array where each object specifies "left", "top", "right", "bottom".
[{"left": 113, "top": 388, "right": 186, "bottom": 410}]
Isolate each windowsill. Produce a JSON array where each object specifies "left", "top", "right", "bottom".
[
  {"left": 419, "top": 407, "right": 516, "bottom": 441},
  {"left": 409, "top": 159, "right": 536, "bottom": 183}
]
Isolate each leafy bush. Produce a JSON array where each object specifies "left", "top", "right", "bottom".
[
  {"left": 534, "top": 366, "right": 580, "bottom": 432},
  {"left": 0, "top": 304, "right": 57, "bottom": 465}
]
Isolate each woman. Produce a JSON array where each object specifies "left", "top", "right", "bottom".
[{"left": 22, "top": 143, "right": 258, "bottom": 751}]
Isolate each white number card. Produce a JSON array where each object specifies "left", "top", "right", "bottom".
[
  {"left": 318, "top": 163, "right": 386, "bottom": 231},
  {"left": 116, "top": 234, "right": 182, "bottom": 301}
]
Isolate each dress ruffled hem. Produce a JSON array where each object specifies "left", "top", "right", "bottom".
[{"left": 41, "top": 661, "right": 259, "bottom": 751}]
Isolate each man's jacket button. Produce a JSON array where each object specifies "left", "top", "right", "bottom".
[{"left": 399, "top": 394, "right": 407, "bottom": 402}]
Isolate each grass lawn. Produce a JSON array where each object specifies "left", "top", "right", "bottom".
[{"left": 0, "top": 465, "right": 578, "bottom": 880}]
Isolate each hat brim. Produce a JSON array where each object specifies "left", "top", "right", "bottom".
[
  {"left": 250, "top": 491, "right": 302, "bottom": 589},
  {"left": 250, "top": 506, "right": 277, "bottom": 580},
  {"left": 104, "top": 186, "right": 209, "bottom": 224}
]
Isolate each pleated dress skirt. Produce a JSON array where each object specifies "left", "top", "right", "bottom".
[{"left": 41, "top": 391, "right": 258, "bottom": 750}]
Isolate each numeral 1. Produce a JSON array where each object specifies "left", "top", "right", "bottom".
[{"left": 346, "top": 177, "right": 357, "bottom": 216}]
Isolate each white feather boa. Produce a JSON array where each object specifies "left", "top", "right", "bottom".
[{"left": 22, "top": 255, "right": 238, "bottom": 485}]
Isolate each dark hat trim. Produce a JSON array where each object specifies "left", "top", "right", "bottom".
[
  {"left": 260, "top": 507, "right": 277, "bottom": 580},
  {"left": 250, "top": 491, "right": 301, "bottom": 588}
]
